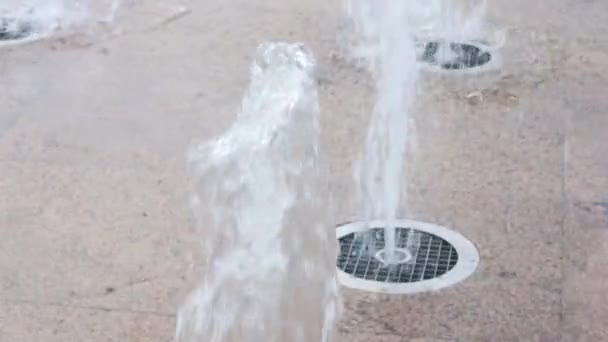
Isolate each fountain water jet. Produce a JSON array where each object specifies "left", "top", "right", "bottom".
[
  {"left": 177, "top": 42, "right": 339, "bottom": 342},
  {"left": 348, "top": 0, "right": 420, "bottom": 265},
  {"left": 336, "top": 0, "right": 482, "bottom": 293}
]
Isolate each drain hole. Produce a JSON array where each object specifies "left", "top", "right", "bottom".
[
  {"left": 0, "top": 18, "right": 33, "bottom": 41},
  {"left": 337, "top": 227, "right": 458, "bottom": 283},
  {"left": 419, "top": 41, "right": 492, "bottom": 70},
  {"left": 375, "top": 247, "right": 412, "bottom": 265}
]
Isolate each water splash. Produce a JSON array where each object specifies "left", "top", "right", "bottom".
[
  {"left": 411, "top": 0, "right": 488, "bottom": 40},
  {"left": 0, "top": 0, "right": 121, "bottom": 43},
  {"left": 342, "top": 0, "right": 505, "bottom": 71},
  {"left": 347, "top": 0, "right": 419, "bottom": 264},
  {"left": 177, "top": 42, "right": 339, "bottom": 342},
  {"left": 413, "top": 0, "right": 508, "bottom": 67}
]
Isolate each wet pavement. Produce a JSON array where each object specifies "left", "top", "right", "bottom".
[{"left": 1, "top": 0, "right": 607, "bottom": 341}]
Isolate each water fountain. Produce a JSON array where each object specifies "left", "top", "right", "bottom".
[
  {"left": 177, "top": 42, "right": 338, "bottom": 342},
  {"left": 0, "top": 0, "right": 120, "bottom": 45},
  {"left": 176, "top": 1, "right": 483, "bottom": 339},
  {"left": 347, "top": 0, "right": 419, "bottom": 266},
  {"left": 334, "top": 0, "right": 480, "bottom": 294}
]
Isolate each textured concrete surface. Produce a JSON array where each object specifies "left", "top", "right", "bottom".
[{"left": 1, "top": 0, "right": 607, "bottom": 341}]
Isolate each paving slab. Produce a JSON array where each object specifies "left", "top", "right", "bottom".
[{"left": 0, "top": 0, "right": 607, "bottom": 341}]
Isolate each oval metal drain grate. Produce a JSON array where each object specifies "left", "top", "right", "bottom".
[
  {"left": 336, "top": 220, "right": 479, "bottom": 294},
  {"left": 0, "top": 17, "right": 33, "bottom": 42},
  {"left": 419, "top": 41, "right": 492, "bottom": 70}
]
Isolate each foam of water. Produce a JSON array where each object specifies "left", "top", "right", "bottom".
[
  {"left": 177, "top": 42, "right": 338, "bottom": 342},
  {"left": 413, "top": 0, "right": 488, "bottom": 40},
  {"left": 347, "top": 0, "right": 419, "bottom": 264},
  {"left": 342, "top": 0, "right": 505, "bottom": 69},
  {"left": 0, "top": 0, "right": 120, "bottom": 42},
  {"left": 413, "top": 0, "right": 506, "bottom": 65}
]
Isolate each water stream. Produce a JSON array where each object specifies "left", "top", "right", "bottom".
[
  {"left": 348, "top": 0, "right": 419, "bottom": 264},
  {"left": 177, "top": 42, "right": 338, "bottom": 342}
]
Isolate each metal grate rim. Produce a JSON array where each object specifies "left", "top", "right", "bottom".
[{"left": 336, "top": 220, "right": 480, "bottom": 294}]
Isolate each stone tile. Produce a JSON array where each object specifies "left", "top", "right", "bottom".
[
  {"left": 562, "top": 204, "right": 608, "bottom": 342},
  {"left": 340, "top": 284, "right": 559, "bottom": 341},
  {"left": 0, "top": 301, "right": 174, "bottom": 342},
  {"left": 563, "top": 77, "right": 608, "bottom": 204},
  {"left": 560, "top": 73, "right": 608, "bottom": 341},
  {"left": 0, "top": 160, "right": 194, "bottom": 313},
  {"left": 410, "top": 79, "right": 566, "bottom": 209},
  {"left": 339, "top": 333, "right": 456, "bottom": 342}
]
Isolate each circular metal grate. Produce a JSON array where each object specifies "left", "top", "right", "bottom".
[
  {"left": 419, "top": 41, "right": 492, "bottom": 70},
  {"left": 338, "top": 227, "right": 458, "bottom": 283},
  {"left": 0, "top": 18, "right": 33, "bottom": 41},
  {"left": 336, "top": 220, "right": 479, "bottom": 294}
]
